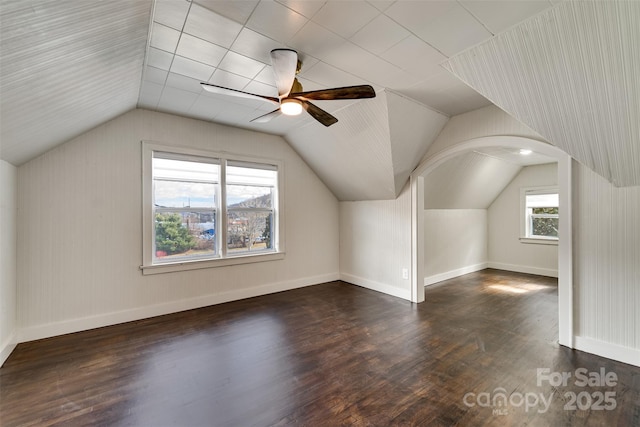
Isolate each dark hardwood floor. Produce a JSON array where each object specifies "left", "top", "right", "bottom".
[{"left": 1, "top": 269, "right": 639, "bottom": 426}]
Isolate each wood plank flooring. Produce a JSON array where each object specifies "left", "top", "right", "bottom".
[{"left": 1, "top": 269, "right": 639, "bottom": 426}]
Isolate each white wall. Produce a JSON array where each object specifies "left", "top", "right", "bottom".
[
  {"left": 488, "top": 163, "right": 559, "bottom": 277},
  {"left": 339, "top": 183, "right": 412, "bottom": 300},
  {"left": 0, "top": 160, "right": 17, "bottom": 365},
  {"left": 16, "top": 109, "right": 340, "bottom": 342},
  {"left": 424, "top": 209, "right": 487, "bottom": 285},
  {"left": 573, "top": 164, "right": 640, "bottom": 365}
]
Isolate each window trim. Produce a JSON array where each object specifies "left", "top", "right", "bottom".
[
  {"left": 519, "top": 186, "right": 559, "bottom": 245},
  {"left": 140, "top": 141, "right": 285, "bottom": 275}
]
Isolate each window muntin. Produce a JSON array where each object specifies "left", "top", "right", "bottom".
[
  {"left": 143, "top": 144, "right": 281, "bottom": 272},
  {"left": 524, "top": 190, "right": 558, "bottom": 240}
]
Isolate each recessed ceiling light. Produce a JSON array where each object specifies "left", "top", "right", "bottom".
[{"left": 519, "top": 149, "right": 533, "bottom": 155}]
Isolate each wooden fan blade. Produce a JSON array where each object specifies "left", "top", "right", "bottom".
[
  {"left": 290, "top": 85, "right": 375, "bottom": 101},
  {"left": 270, "top": 49, "right": 298, "bottom": 98},
  {"left": 200, "top": 82, "right": 279, "bottom": 105},
  {"left": 302, "top": 100, "right": 338, "bottom": 127},
  {"left": 251, "top": 109, "right": 282, "bottom": 123}
]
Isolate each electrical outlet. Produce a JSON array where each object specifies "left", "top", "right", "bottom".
[{"left": 402, "top": 268, "right": 409, "bottom": 280}]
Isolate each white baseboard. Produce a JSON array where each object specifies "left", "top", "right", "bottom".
[
  {"left": 488, "top": 262, "right": 558, "bottom": 278},
  {"left": 340, "top": 273, "right": 411, "bottom": 301},
  {"left": 18, "top": 273, "right": 339, "bottom": 344},
  {"left": 0, "top": 332, "right": 17, "bottom": 367},
  {"left": 574, "top": 336, "right": 640, "bottom": 368},
  {"left": 424, "top": 263, "right": 488, "bottom": 286}
]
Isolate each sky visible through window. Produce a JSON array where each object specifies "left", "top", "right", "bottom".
[{"left": 153, "top": 157, "right": 276, "bottom": 207}]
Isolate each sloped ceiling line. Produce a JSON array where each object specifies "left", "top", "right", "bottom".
[{"left": 442, "top": 1, "right": 640, "bottom": 187}]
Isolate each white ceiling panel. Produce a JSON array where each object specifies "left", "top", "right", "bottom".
[
  {"left": 146, "top": 47, "right": 174, "bottom": 70},
  {"left": 175, "top": 33, "right": 228, "bottom": 67},
  {"left": 254, "top": 66, "right": 277, "bottom": 86},
  {"left": 298, "top": 61, "right": 367, "bottom": 89},
  {"left": 246, "top": 1, "right": 308, "bottom": 43},
  {"left": 170, "top": 55, "right": 215, "bottom": 81},
  {"left": 410, "top": 3, "right": 493, "bottom": 56},
  {"left": 385, "top": 1, "right": 458, "bottom": 47},
  {"left": 143, "top": 66, "right": 169, "bottom": 85},
  {"left": 154, "top": 0, "right": 190, "bottom": 30},
  {"left": 138, "top": 81, "right": 164, "bottom": 109},
  {"left": 351, "top": 14, "right": 410, "bottom": 55},
  {"left": 150, "top": 22, "right": 181, "bottom": 52},
  {"left": 461, "top": 0, "right": 553, "bottom": 34},
  {"left": 367, "top": 1, "right": 395, "bottom": 13},
  {"left": 157, "top": 86, "right": 199, "bottom": 113},
  {"left": 312, "top": 1, "right": 379, "bottom": 39},
  {"left": 217, "top": 51, "right": 266, "bottom": 79},
  {"left": 288, "top": 21, "right": 344, "bottom": 60},
  {"left": 230, "top": 28, "right": 284, "bottom": 64},
  {"left": 194, "top": 0, "right": 259, "bottom": 25},
  {"left": 244, "top": 80, "right": 278, "bottom": 98},
  {"left": 380, "top": 35, "right": 446, "bottom": 79},
  {"left": 165, "top": 72, "right": 204, "bottom": 94},
  {"left": 188, "top": 94, "right": 227, "bottom": 120},
  {"left": 183, "top": 3, "right": 243, "bottom": 48},
  {"left": 207, "top": 69, "right": 251, "bottom": 91},
  {"left": 276, "top": 0, "right": 326, "bottom": 19}
]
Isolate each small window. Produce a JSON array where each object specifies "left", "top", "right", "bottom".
[
  {"left": 521, "top": 187, "right": 559, "bottom": 242},
  {"left": 142, "top": 142, "right": 283, "bottom": 274}
]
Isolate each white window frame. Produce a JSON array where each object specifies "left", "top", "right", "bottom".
[
  {"left": 141, "top": 142, "right": 285, "bottom": 275},
  {"left": 520, "top": 186, "right": 559, "bottom": 245}
]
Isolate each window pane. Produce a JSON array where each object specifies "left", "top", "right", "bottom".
[
  {"left": 227, "top": 184, "right": 273, "bottom": 208},
  {"left": 227, "top": 211, "right": 273, "bottom": 253},
  {"left": 532, "top": 217, "right": 558, "bottom": 237},
  {"left": 155, "top": 211, "right": 216, "bottom": 261},
  {"left": 226, "top": 164, "right": 277, "bottom": 186},
  {"left": 154, "top": 157, "right": 219, "bottom": 182},
  {"left": 526, "top": 193, "right": 558, "bottom": 208},
  {"left": 154, "top": 180, "right": 217, "bottom": 208}
]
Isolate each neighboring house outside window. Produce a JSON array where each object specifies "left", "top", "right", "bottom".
[
  {"left": 141, "top": 142, "right": 283, "bottom": 274},
  {"left": 520, "top": 187, "right": 559, "bottom": 245}
]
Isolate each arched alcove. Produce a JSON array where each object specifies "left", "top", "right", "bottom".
[{"left": 410, "top": 136, "right": 573, "bottom": 348}]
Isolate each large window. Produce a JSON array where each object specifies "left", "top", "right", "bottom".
[
  {"left": 521, "top": 187, "right": 559, "bottom": 243},
  {"left": 142, "top": 143, "right": 282, "bottom": 274}
]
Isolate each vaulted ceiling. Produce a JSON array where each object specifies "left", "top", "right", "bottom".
[
  {"left": 443, "top": 1, "right": 640, "bottom": 187},
  {"left": 1, "top": 0, "right": 638, "bottom": 202}
]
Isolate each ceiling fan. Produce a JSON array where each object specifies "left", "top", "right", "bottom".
[{"left": 200, "top": 49, "right": 376, "bottom": 127}]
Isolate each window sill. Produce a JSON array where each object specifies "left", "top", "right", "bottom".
[
  {"left": 519, "top": 237, "right": 558, "bottom": 246},
  {"left": 140, "top": 251, "right": 285, "bottom": 275}
]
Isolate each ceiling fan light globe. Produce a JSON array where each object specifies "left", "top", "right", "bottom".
[{"left": 280, "top": 98, "right": 303, "bottom": 116}]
